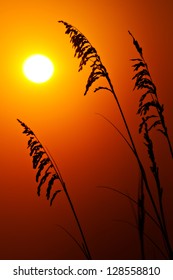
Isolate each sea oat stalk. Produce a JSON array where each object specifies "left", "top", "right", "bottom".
[
  {"left": 17, "top": 119, "right": 92, "bottom": 260},
  {"left": 58, "top": 21, "right": 173, "bottom": 258}
]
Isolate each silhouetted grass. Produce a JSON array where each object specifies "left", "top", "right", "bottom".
[
  {"left": 129, "top": 31, "right": 173, "bottom": 158},
  {"left": 16, "top": 21, "right": 172, "bottom": 260},
  {"left": 17, "top": 119, "right": 91, "bottom": 260},
  {"left": 129, "top": 32, "right": 173, "bottom": 259},
  {"left": 58, "top": 21, "right": 173, "bottom": 259}
]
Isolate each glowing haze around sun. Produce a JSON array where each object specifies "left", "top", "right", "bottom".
[{"left": 23, "top": 54, "right": 54, "bottom": 83}]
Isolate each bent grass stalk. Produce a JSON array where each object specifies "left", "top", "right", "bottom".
[
  {"left": 17, "top": 119, "right": 91, "bottom": 260},
  {"left": 58, "top": 21, "right": 173, "bottom": 259}
]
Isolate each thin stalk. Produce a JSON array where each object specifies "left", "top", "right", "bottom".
[
  {"left": 42, "top": 145, "right": 92, "bottom": 259},
  {"left": 56, "top": 224, "right": 87, "bottom": 256},
  {"left": 61, "top": 182, "right": 92, "bottom": 259},
  {"left": 105, "top": 73, "right": 172, "bottom": 258},
  {"left": 45, "top": 146, "right": 92, "bottom": 259},
  {"left": 143, "top": 120, "right": 173, "bottom": 258},
  {"left": 151, "top": 163, "right": 173, "bottom": 258},
  {"left": 114, "top": 219, "right": 167, "bottom": 259},
  {"left": 158, "top": 194, "right": 173, "bottom": 258},
  {"left": 95, "top": 113, "right": 134, "bottom": 153},
  {"left": 97, "top": 185, "right": 160, "bottom": 229},
  {"left": 138, "top": 174, "right": 145, "bottom": 260}
]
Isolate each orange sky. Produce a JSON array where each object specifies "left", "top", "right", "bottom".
[{"left": 0, "top": 0, "right": 173, "bottom": 260}]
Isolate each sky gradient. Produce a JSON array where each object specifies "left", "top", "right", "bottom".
[{"left": 0, "top": 0, "right": 173, "bottom": 259}]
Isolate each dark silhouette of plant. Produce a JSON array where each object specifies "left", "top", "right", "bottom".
[
  {"left": 129, "top": 31, "right": 173, "bottom": 158},
  {"left": 58, "top": 21, "right": 109, "bottom": 96},
  {"left": 97, "top": 185, "right": 167, "bottom": 259},
  {"left": 16, "top": 21, "right": 172, "bottom": 260},
  {"left": 129, "top": 32, "right": 173, "bottom": 259},
  {"left": 17, "top": 119, "right": 92, "bottom": 260},
  {"left": 58, "top": 21, "right": 173, "bottom": 259}
]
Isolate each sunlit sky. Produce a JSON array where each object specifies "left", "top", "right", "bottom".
[{"left": 0, "top": 0, "right": 173, "bottom": 259}]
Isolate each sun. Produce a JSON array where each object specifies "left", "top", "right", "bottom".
[{"left": 23, "top": 54, "right": 54, "bottom": 83}]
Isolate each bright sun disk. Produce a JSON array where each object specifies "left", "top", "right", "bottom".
[{"left": 23, "top": 54, "right": 54, "bottom": 83}]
